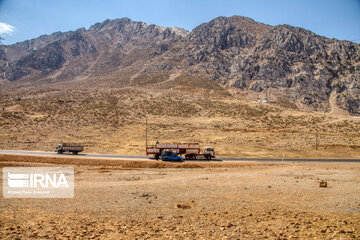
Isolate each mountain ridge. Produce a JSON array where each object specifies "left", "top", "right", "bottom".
[{"left": 1, "top": 16, "right": 359, "bottom": 115}]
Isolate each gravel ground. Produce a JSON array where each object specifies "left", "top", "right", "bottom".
[{"left": 1, "top": 160, "right": 359, "bottom": 239}]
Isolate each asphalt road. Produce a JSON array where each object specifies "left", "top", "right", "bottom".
[
  {"left": 0, "top": 150, "right": 149, "bottom": 159},
  {"left": 1, "top": 150, "right": 360, "bottom": 162}
]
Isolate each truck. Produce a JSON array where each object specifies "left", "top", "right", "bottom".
[
  {"left": 56, "top": 143, "right": 84, "bottom": 155},
  {"left": 146, "top": 143, "right": 215, "bottom": 160}
]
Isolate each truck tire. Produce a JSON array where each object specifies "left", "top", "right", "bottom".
[
  {"left": 73, "top": 151, "right": 78, "bottom": 155},
  {"left": 57, "top": 150, "right": 63, "bottom": 154},
  {"left": 155, "top": 154, "right": 160, "bottom": 160}
]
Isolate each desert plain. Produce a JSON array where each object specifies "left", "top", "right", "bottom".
[{"left": 0, "top": 155, "right": 359, "bottom": 239}]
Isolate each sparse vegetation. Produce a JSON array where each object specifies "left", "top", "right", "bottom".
[{"left": 0, "top": 84, "right": 359, "bottom": 158}]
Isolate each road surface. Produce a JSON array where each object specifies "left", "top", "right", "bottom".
[{"left": 1, "top": 150, "right": 360, "bottom": 162}]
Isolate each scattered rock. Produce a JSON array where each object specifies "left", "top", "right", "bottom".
[
  {"left": 176, "top": 204, "right": 191, "bottom": 209},
  {"left": 319, "top": 181, "right": 327, "bottom": 187}
]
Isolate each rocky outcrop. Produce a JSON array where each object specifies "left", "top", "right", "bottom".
[
  {"left": 3, "top": 16, "right": 360, "bottom": 115},
  {"left": 190, "top": 16, "right": 260, "bottom": 49},
  {"left": 7, "top": 42, "right": 65, "bottom": 81},
  {"left": 174, "top": 16, "right": 360, "bottom": 114}
]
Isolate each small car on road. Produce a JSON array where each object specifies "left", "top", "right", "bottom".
[{"left": 161, "top": 151, "right": 183, "bottom": 161}]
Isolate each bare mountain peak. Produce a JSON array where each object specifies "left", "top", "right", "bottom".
[
  {"left": 211, "top": 15, "right": 268, "bottom": 27},
  {"left": 88, "top": 17, "right": 189, "bottom": 38},
  {"left": 88, "top": 17, "right": 132, "bottom": 32},
  {"left": 192, "top": 15, "right": 270, "bottom": 34}
]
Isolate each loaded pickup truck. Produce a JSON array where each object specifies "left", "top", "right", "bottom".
[{"left": 56, "top": 143, "right": 84, "bottom": 155}]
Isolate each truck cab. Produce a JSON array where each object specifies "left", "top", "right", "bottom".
[
  {"left": 56, "top": 144, "right": 64, "bottom": 154},
  {"left": 204, "top": 146, "right": 215, "bottom": 159}
]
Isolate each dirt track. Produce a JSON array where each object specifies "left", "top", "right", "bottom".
[{"left": 1, "top": 156, "right": 360, "bottom": 239}]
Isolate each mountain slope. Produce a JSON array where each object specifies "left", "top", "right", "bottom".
[
  {"left": 2, "top": 16, "right": 360, "bottom": 115},
  {"left": 162, "top": 16, "right": 360, "bottom": 114}
]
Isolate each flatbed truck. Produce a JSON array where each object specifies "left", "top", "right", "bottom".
[{"left": 146, "top": 143, "right": 215, "bottom": 160}]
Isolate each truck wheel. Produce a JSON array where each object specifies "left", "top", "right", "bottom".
[
  {"left": 73, "top": 152, "right": 78, "bottom": 155},
  {"left": 57, "top": 150, "right": 63, "bottom": 154},
  {"left": 155, "top": 154, "right": 160, "bottom": 160}
]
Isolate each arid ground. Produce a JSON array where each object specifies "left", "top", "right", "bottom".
[
  {"left": 1, "top": 156, "right": 359, "bottom": 239},
  {"left": 1, "top": 86, "right": 360, "bottom": 159}
]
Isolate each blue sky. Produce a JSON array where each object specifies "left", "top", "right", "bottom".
[{"left": 0, "top": 0, "right": 359, "bottom": 45}]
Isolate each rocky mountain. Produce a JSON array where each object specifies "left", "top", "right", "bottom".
[{"left": 2, "top": 16, "right": 360, "bottom": 115}]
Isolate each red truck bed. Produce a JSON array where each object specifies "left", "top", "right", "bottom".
[{"left": 146, "top": 143, "right": 200, "bottom": 155}]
